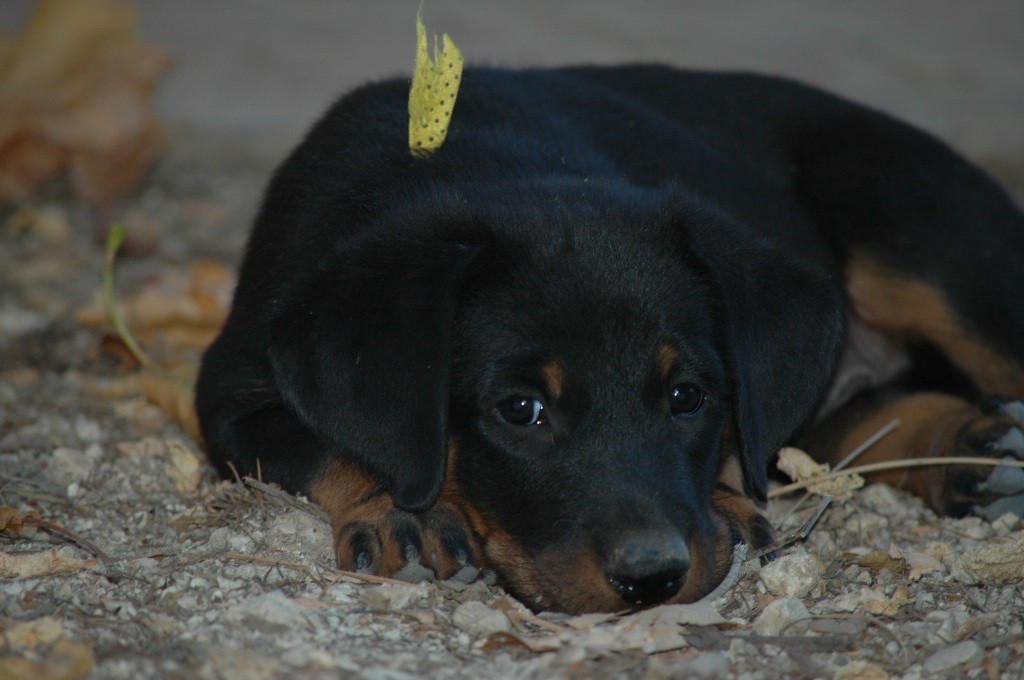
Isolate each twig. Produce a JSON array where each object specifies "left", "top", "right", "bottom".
[
  {"left": 769, "top": 456, "right": 1024, "bottom": 499},
  {"left": 749, "top": 496, "right": 833, "bottom": 561},
  {"left": 243, "top": 477, "right": 330, "bottom": 524},
  {"left": 701, "top": 543, "right": 748, "bottom": 598},
  {"left": 833, "top": 418, "right": 902, "bottom": 472},
  {"left": 222, "top": 551, "right": 411, "bottom": 586},
  {"left": 222, "top": 551, "right": 318, "bottom": 578},
  {"left": 326, "top": 567, "right": 418, "bottom": 586},
  {"left": 23, "top": 515, "right": 136, "bottom": 581},
  {"left": 505, "top": 609, "right": 569, "bottom": 634},
  {"left": 776, "top": 419, "right": 901, "bottom": 530},
  {"left": 25, "top": 515, "right": 111, "bottom": 562},
  {"left": 225, "top": 460, "right": 244, "bottom": 486}
]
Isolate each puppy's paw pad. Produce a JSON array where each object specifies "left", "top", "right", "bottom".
[
  {"left": 976, "top": 455, "right": 1024, "bottom": 496},
  {"left": 419, "top": 504, "right": 480, "bottom": 579},
  {"left": 331, "top": 502, "right": 480, "bottom": 581},
  {"left": 977, "top": 493, "right": 1024, "bottom": 521},
  {"left": 333, "top": 509, "right": 426, "bottom": 577},
  {"left": 337, "top": 522, "right": 385, "bottom": 573},
  {"left": 947, "top": 416, "right": 1024, "bottom": 518},
  {"left": 992, "top": 427, "right": 1024, "bottom": 456},
  {"left": 999, "top": 400, "right": 1024, "bottom": 426},
  {"left": 392, "top": 560, "right": 434, "bottom": 583}
]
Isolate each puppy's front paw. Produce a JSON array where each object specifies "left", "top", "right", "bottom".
[
  {"left": 334, "top": 501, "right": 479, "bottom": 580},
  {"left": 310, "top": 460, "right": 480, "bottom": 580}
]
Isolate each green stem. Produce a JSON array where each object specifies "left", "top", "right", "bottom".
[{"left": 103, "top": 224, "right": 151, "bottom": 367}]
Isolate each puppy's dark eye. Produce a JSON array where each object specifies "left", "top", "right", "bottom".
[
  {"left": 670, "top": 383, "right": 705, "bottom": 418},
  {"left": 497, "top": 397, "right": 546, "bottom": 426}
]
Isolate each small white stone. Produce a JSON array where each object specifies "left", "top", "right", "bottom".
[
  {"left": 266, "top": 508, "right": 332, "bottom": 559},
  {"left": 225, "top": 591, "right": 309, "bottom": 632},
  {"left": 74, "top": 416, "right": 103, "bottom": 443},
  {"left": 360, "top": 583, "right": 430, "bottom": 611},
  {"left": 845, "top": 511, "right": 889, "bottom": 534},
  {"left": 921, "top": 640, "right": 983, "bottom": 673},
  {"left": 0, "top": 303, "right": 48, "bottom": 337},
  {"left": 206, "top": 526, "right": 231, "bottom": 552},
  {"left": 48, "top": 446, "right": 95, "bottom": 488},
  {"left": 991, "top": 512, "right": 1021, "bottom": 536},
  {"left": 759, "top": 549, "right": 823, "bottom": 598},
  {"left": 751, "top": 597, "right": 811, "bottom": 636},
  {"left": 451, "top": 600, "right": 512, "bottom": 637}
]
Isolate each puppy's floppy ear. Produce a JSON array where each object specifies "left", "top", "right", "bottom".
[
  {"left": 268, "top": 235, "right": 481, "bottom": 511},
  {"left": 685, "top": 217, "right": 844, "bottom": 501}
]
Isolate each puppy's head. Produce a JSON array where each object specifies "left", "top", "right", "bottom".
[{"left": 269, "top": 183, "right": 842, "bottom": 612}]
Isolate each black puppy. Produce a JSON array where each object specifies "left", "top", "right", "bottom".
[{"left": 196, "top": 66, "right": 1024, "bottom": 613}]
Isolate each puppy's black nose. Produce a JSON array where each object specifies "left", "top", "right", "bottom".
[{"left": 604, "top": 531, "right": 690, "bottom": 607}]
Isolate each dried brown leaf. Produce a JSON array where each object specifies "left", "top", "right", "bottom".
[
  {"left": 480, "top": 632, "right": 537, "bottom": 652},
  {"left": 950, "top": 532, "right": 1024, "bottom": 585},
  {"left": 139, "top": 366, "right": 202, "bottom": 444},
  {"left": 164, "top": 440, "right": 202, "bottom": 495},
  {"left": 0, "top": 548, "right": 97, "bottom": 579},
  {"left": 888, "top": 543, "right": 943, "bottom": 581},
  {"left": 76, "top": 260, "right": 234, "bottom": 350},
  {"left": 0, "top": 506, "right": 24, "bottom": 536},
  {"left": 834, "top": 660, "right": 890, "bottom": 680},
  {"left": 860, "top": 585, "right": 914, "bottom": 617},
  {"left": 776, "top": 446, "right": 864, "bottom": 498},
  {"left": 524, "top": 601, "right": 732, "bottom": 654},
  {"left": 0, "top": 638, "right": 95, "bottom": 680},
  {"left": 1, "top": 616, "right": 63, "bottom": 652},
  {"left": 857, "top": 551, "right": 907, "bottom": 574},
  {"left": 0, "top": 508, "right": 39, "bottom": 539},
  {"left": 0, "top": 0, "right": 171, "bottom": 206}
]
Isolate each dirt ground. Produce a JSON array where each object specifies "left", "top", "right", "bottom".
[{"left": 2, "top": 2, "right": 1024, "bottom": 679}]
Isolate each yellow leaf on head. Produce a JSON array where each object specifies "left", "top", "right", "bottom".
[{"left": 408, "top": 12, "right": 463, "bottom": 158}]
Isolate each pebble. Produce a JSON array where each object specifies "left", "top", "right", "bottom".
[
  {"left": 451, "top": 601, "right": 512, "bottom": 637},
  {"left": 48, "top": 446, "right": 96, "bottom": 488},
  {"left": 992, "top": 512, "right": 1022, "bottom": 536},
  {"left": 751, "top": 597, "right": 811, "bottom": 636},
  {"left": 0, "top": 303, "right": 49, "bottom": 337},
  {"left": 206, "top": 526, "right": 254, "bottom": 553},
  {"left": 392, "top": 560, "right": 434, "bottom": 583},
  {"left": 921, "top": 640, "right": 983, "bottom": 673},
  {"left": 673, "top": 652, "right": 730, "bottom": 678},
  {"left": 360, "top": 583, "right": 430, "bottom": 611},
  {"left": 225, "top": 591, "right": 309, "bottom": 632},
  {"left": 266, "top": 507, "right": 332, "bottom": 558},
  {"left": 74, "top": 415, "right": 103, "bottom": 443},
  {"left": 845, "top": 511, "right": 889, "bottom": 535},
  {"left": 759, "top": 549, "right": 823, "bottom": 598},
  {"left": 859, "top": 483, "right": 916, "bottom": 516}
]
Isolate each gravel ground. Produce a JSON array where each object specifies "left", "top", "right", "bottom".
[{"left": 2, "top": 133, "right": 1024, "bottom": 680}]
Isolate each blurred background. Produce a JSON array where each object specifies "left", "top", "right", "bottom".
[
  {"left": 2, "top": 0, "right": 1022, "bottom": 173},
  {"left": 0, "top": 0, "right": 1021, "bottom": 268}
]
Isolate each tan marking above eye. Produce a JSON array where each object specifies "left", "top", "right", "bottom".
[
  {"left": 658, "top": 342, "right": 679, "bottom": 378},
  {"left": 541, "top": 361, "right": 564, "bottom": 399}
]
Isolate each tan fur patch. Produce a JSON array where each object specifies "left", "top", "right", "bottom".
[
  {"left": 658, "top": 342, "right": 678, "bottom": 378},
  {"left": 716, "top": 453, "right": 745, "bottom": 494},
  {"left": 846, "top": 257, "right": 1024, "bottom": 396},
  {"left": 541, "top": 361, "right": 564, "bottom": 399},
  {"left": 308, "top": 459, "right": 386, "bottom": 523},
  {"left": 808, "top": 392, "right": 976, "bottom": 512}
]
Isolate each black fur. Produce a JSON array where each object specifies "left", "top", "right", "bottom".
[{"left": 196, "top": 66, "right": 1023, "bottom": 598}]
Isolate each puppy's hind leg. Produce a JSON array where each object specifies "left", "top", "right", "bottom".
[
  {"left": 803, "top": 387, "right": 1024, "bottom": 519},
  {"left": 792, "top": 101, "right": 1024, "bottom": 518}
]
